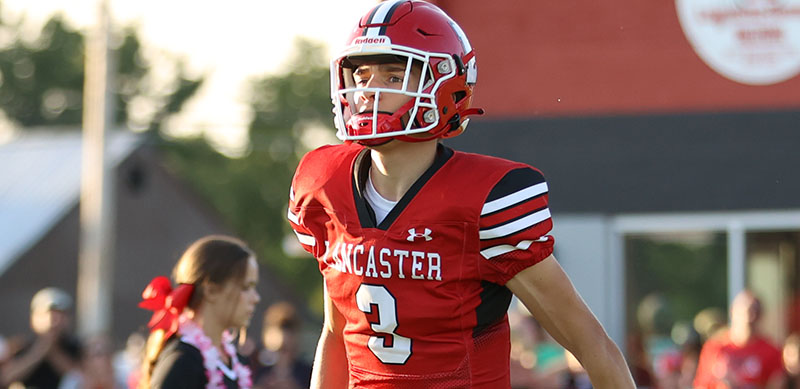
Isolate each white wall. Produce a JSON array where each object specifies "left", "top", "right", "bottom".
[{"left": 551, "top": 214, "right": 625, "bottom": 346}]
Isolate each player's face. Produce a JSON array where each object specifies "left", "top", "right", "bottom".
[
  {"left": 219, "top": 256, "right": 260, "bottom": 329},
  {"left": 352, "top": 62, "right": 421, "bottom": 115}
]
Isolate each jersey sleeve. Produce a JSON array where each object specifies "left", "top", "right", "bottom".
[
  {"left": 478, "top": 167, "right": 554, "bottom": 284},
  {"left": 287, "top": 184, "right": 317, "bottom": 256},
  {"left": 287, "top": 145, "right": 355, "bottom": 260}
]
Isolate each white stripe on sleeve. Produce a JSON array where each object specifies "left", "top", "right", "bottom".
[
  {"left": 480, "top": 237, "right": 550, "bottom": 260},
  {"left": 479, "top": 208, "right": 551, "bottom": 240},
  {"left": 287, "top": 208, "right": 299, "bottom": 225},
  {"left": 481, "top": 182, "right": 548, "bottom": 216},
  {"left": 294, "top": 231, "right": 315, "bottom": 247}
]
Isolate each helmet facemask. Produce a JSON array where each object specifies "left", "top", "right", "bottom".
[{"left": 332, "top": 47, "right": 459, "bottom": 145}]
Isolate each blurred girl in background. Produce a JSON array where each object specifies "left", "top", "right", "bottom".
[{"left": 138, "top": 235, "right": 260, "bottom": 388}]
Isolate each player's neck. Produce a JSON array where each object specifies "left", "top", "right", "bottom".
[{"left": 368, "top": 139, "right": 438, "bottom": 202}]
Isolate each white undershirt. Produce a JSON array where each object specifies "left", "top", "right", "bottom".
[{"left": 364, "top": 172, "right": 398, "bottom": 224}]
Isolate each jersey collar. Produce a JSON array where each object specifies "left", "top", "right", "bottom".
[{"left": 352, "top": 143, "right": 454, "bottom": 230}]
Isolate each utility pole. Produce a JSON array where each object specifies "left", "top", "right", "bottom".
[{"left": 78, "top": 0, "right": 115, "bottom": 337}]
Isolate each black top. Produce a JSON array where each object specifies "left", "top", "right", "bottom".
[
  {"left": 150, "top": 338, "right": 240, "bottom": 389},
  {"left": 250, "top": 348, "right": 312, "bottom": 388},
  {"left": 15, "top": 334, "right": 81, "bottom": 389}
]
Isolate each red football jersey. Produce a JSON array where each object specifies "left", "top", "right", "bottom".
[
  {"left": 693, "top": 331, "right": 784, "bottom": 389},
  {"left": 288, "top": 143, "right": 554, "bottom": 388}
]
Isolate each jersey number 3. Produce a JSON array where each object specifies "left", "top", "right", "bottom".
[{"left": 356, "top": 284, "right": 412, "bottom": 364}]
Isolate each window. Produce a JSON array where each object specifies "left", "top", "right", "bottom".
[
  {"left": 746, "top": 231, "right": 800, "bottom": 341},
  {"left": 624, "top": 232, "right": 727, "bottom": 360}
]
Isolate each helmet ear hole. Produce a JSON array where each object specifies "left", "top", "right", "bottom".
[{"left": 452, "top": 91, "right": 467, "bottom": 104}]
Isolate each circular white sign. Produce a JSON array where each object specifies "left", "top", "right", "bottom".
[{"left": 676, "top": 0, "right": 800, "bottom": 85}]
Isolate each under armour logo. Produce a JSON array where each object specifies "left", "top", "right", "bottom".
[{"left": 407, "top": 228, "right": 433, "bottom": 242}]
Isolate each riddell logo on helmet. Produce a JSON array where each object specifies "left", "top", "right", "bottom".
[{"left": 353, "top": 36, "right": 391, "bottom": 45}]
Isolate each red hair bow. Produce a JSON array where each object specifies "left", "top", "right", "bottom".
[{"left": 138, "top": 276, "right": 194, "bottom": 339}]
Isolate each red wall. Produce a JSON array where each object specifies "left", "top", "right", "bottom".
[{"left": 435, "top": 1, "right": 800, "bottom": 118}]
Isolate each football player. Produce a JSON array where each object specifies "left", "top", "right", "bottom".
[{"left": 287, "top": 1, "right": 635, "bottom": 387}]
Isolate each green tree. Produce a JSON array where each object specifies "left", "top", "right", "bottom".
[
  {"left": 0, "top": 6, "right": 331, "bottom": 314},
  {"left": 161, "top": 38, "right": 333, "bottom": 314},
  {"left": 0, "top": 12, "right": 201, "bottom": 131},
  {"left": 625, "top": 233, "right": 728, "bottom": 335}
]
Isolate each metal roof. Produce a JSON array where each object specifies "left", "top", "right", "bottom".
[{"left": 0, "top": 130, "right": 140, "bottom": 275}]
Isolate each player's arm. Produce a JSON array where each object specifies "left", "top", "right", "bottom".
[
  {"left": 506, "top": 255, "right": 635, "bottom": 389},
  {"left": 310, "top": 282, "right": 349, "bottom": 389}
]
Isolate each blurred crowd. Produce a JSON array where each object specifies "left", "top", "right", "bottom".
[
  {"left": 0, "top": 287, "right": 312, "bottom": 389},
  {"left": 508, "top": 290, "right": 800, "bottom": 389},
  {"left": 7, "top": 286, "right": 800, "bottom": 388}
]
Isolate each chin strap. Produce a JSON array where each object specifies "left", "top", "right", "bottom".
[
  {"left": 345, "top": 95, "right": 485, "bottom": 144},
  {"left": 438, "top": 107, "right": 484, "bottom": 139},
  {"left": 462, "top": 107, "right": 485, "bottom": 117}
]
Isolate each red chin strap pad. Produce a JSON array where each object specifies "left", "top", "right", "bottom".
[
  {"left": 344, "top": 98, "right": 417, "bottom": 142},
  {"left": 346, "top": 112, "right": 402, "bottom": 137}
]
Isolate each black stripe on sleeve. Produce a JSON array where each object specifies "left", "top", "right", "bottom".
[{"left": 485, "top": 168, "right": 546, "bottom": 203}]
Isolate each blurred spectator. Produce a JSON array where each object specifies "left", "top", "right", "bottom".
[
  {"left": 508, "top": 306, "right": 538, "bottom": 388},
  {"left": 560, "top": 350, "right": 592, "bottom": 389},
  {"left": 693, "top": 290, "right": 785, "bottom": 389},
  {"left": 636, "top": 293, "right": 679, "bottom": 374},
  {"left": 508, "top": 302, "right": 563, "bottom": 388},
  {"left": 783, "top": 332, "right": 800, "bottom": 389},
  {"left": 677, "top": 327, "right": 703, "bottom": 389},
  {"left": 626, "top": 331, "right": 656, "bottom": 388},
  {"left": 0, "top": 287, "right": 82, "bottom": 388},
  {"left": 112, "top": 332, "right": 145, "bottom": 389},
  {"left": 694, "top": 307, "right": 726, "bottom": 342},
  {"left": 656, "top": 348, "right": 683, "bottom": 389},
  {"left": 0, "top": 334, "right": 9, "bottom": 365},
  {"left": 654, "top": 322, "right": 702, "bottom": 389},
  {"left": 250, "top": 302, "right": 311, "bottom": 389},
  {"left": 58, "top": 334, "right": 120, "bottom": 389},
  {"left": 0, "top": 334, "right": 10, "bottom": 385}
]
